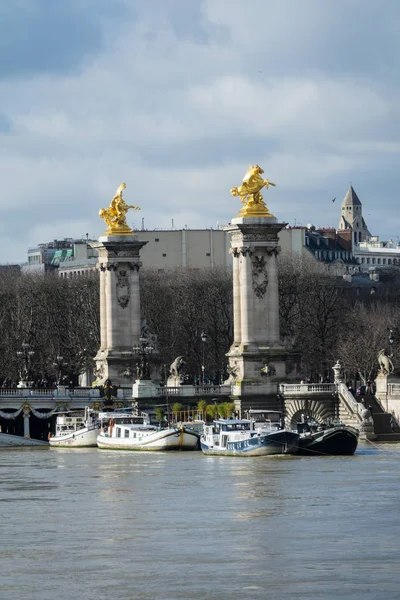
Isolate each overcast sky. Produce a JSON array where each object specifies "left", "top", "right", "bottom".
[{"left": 1, "top": 0, "right": 400, "bottom": 263}]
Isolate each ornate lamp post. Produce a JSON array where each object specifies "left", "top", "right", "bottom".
[
  {"left": 53, "top": 355, "right": 68, "bottom": 385},
  {"left": 132, "top": 337, "right": 154, "bottom": 381},
  {"left": 201, "top": 332, "right": 207, "bottom": 385},
  {"left": 389, "top": 329, "right": 394, "bottom": 354},
  {"left": 16, "top": 342, "right": 35, "bottom": 387}
]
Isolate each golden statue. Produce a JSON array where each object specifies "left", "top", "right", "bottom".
[
  {"left": 231, "top": 165, "right": 276, "bottom": 217},
  {"left": 99, "top": 183, "right": 140, "bottom": 235}
]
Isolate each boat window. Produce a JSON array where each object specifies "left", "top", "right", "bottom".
[
  {"left": 124, "top": 429, "right": 129, "bottom": 438},
  {"left": 116, "top": 428, "right": 121, "bottom": 438}
]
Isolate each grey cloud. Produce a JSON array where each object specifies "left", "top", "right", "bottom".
[
  {"left": 0, "top": 0, "right": 129, "bottom": 78},
  {"left": 1, "top": 0, "right": 400, "bottom": 264}
]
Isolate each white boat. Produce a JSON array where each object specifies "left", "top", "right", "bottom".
[
  {"left": 200, "top": 417, "right": 299, "bottom": 456},
  {"left": 97, "top": 411, "right": 199, "bottom": 451},
  {"left": 49, "top": 407, "right": 100, "bottom": 448}
]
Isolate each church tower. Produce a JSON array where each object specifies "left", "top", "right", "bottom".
[{"left": 338, "top": 185, "right": 371, "bottom": 245}]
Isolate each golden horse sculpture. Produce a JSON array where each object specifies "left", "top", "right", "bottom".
[
  {"left": 99, "top": 183, "right": 140, "bottom": 235},
  {"left": 230, "top": 165, "right": 276, "bottom": 217}
]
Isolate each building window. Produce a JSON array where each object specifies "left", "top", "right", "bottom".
[
  {"left": 361, "top": 258, "right": 365, "bottom": 264},
  {"left": 367, "top": 258, "right": 370, "bottom": 264},
  {"left": 383, "top": 259, "right": 386, "bottom": 265},
  {"left": 162, "top": 253, "right": 167, "bottom": 257},
  {"left": 388, "top": 259, "right": 392, "bottom": 265},
  {"left": 377, "top": 258, "right": 381, "bottom": 265},
  {"left": 124, "top": 429, "right": 129, "bottom": 438},
  {"left": 155, "top": 238, "right": 159, "bottom": 242},
  {"left": 206, "top": 253, "right": 210, "bottom": 256}
]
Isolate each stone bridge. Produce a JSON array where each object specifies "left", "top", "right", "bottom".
[{"left": 279, "top": 382, "right": 364, "bottom": 428}]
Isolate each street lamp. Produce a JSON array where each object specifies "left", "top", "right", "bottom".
[
  {"left": 16, "top": 342, "right": 35, "bottom": 387},
  {"left": 132, "top": 337, "right": 154, "bottom": 380},
  {"left": 389, "top": 329, "right": 394, "bottom": 353},
  {"left": 201, "top": 332, "right": 207, "bottom": 385},
  {"left": 53, "top": 355, "right": 67, "bottom": 385}
]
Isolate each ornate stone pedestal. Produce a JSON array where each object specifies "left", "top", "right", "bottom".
[
  {"left": 225, "top": 215, "right": 299, "bottom": 410},
  {"left": 90, "top": 235, "right": 147, "bottom": 385}
]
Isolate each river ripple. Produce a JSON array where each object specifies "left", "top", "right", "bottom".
[{"left": 1, "top": 443, "right": 400, "bottom": 600}]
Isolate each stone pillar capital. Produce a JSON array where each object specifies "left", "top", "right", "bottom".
[{"left": 128, "top": 261, "right": 142, "bottom": 271}]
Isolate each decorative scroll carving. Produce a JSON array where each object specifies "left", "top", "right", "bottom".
[
  {"left": 128, "top": 261, "right": 142, "bottom": 271},
  {"left": 229, "top": 248, "right": 240, "bottom": 258},
  {"left": 252, "top": 255, "right": 268, "bottom": 298},
  {"left": 116, "top": 270, "right": 130, "bottom": 308},
  {"left": 239, "top": 246, "right": 253, "bottom": 257},
  {"left": 99, "top": 262, "right": 118, "bottom": 271},
  {"left": 265, "top": 247, "right": 279, "bottom": 257}
]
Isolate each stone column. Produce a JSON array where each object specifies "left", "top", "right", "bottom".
[
  {"left": 23, "top": 405, "right": 30, "bottom": 438},
  {"left": 266, "top": 249, "right": 280, "bottom": 344},
  {"left": 230, "top": 249, "right": 241, "bottom": 344},
  {"left": 99, "top": 266, "right": 107, "bottom": 350},
  {"left": 90, "top": 235, "right": 148, "bottom": 386},
  {"left": 225, "top": 215, "right": 299, "bottom": 406}
]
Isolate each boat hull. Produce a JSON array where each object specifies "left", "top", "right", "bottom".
[
  {"left": 49, "top": 427, "right": 100, "bottom": 448},
  {"left": 97, "top": 427, "right": 199, "bottom": 451},
  {"left": 0, "top": 433, "right": 49, "bottom": 447},
  {"left": 297, "top": 426, "right": 359, "bottom": 456},
  {"left": 200, "top": 430, "right": 299, "bottom": 456}
]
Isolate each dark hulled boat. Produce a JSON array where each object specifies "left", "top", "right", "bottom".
[{"left": 297, "top": 421, "right": 359, "bottom": 456}]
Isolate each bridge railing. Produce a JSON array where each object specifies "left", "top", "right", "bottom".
[
  {"left": 337, "top": 383, "right": 363, "bottom": 417},
  {"left": 155, "top": 385, "right": 231, "bottom": 398},
  {"left": 388, "top": 383, "right": 400, "bottom": 397},
  {"left": 279, "top": 383, "right": 336, "bottom": 396}
]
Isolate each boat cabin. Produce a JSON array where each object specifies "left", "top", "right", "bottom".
[
  {"left": 203, "top": 419, "right": 255, "bottom": 449},
  {"left": 99, "top": 411, "right": 157, "bottom": 439},
  {"left": 55, "top": 414, "right": 85, "bottom": 436},
  {"left": 246, "top": 409, "right": 285, "bottom": 431}
]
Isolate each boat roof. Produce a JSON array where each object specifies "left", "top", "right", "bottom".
[
  {"left": 99, "top": 412, "right": 143, "bottom": 419},
  {"left": 214, "top": 418, "right": 250, "bottom": 425},
  {"left": 247, "top": 410, "right": 282, "bottom": 415}
]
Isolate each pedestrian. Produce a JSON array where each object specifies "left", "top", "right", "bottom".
[{"left": 390, "top": 416, "right": 396, "bottom": 433}]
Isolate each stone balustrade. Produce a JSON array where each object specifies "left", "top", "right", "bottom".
[{"left": 279, "top": 383, "right": 336, "bottom": 396}]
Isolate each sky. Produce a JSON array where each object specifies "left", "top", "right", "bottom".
[{"left": 1, "top": 0, "right": 400, "bottom": 263}]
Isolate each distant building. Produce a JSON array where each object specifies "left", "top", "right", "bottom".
[
  {"left": 22, "top": 225, "right": 363, "bottom": 278},
  {"left": 355, "top": 237, "right": 400, "bottom": 272},
  {"left": 336, "top": 185, "right": 400, "bottom": 272},
  {"left": 22, "top": 239, "right": 81, "bottom": 274},
  {"left": 338, "top": 185, "right": 371, "bottom": 246}
]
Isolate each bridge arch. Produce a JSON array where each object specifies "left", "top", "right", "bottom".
[{"left": 285, "top": 398, "right": 336, "bottom": 428}]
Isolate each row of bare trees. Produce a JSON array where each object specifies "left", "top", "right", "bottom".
[{"left": 0, "top": 258, "right": 399, "bottom": 386}]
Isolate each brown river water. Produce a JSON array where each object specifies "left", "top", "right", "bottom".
[{"left": 1, "top": 442, "right": 400, "bottom": 600}]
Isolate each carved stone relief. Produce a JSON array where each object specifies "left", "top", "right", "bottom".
[
  {"left": 252, "top": 254, "right": 268, "bottom": 298},
  {"left": 116, "top": 270, "right": 130, "bottom": 308}
]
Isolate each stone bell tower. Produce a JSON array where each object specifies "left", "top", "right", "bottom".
[
  {"left": 91, "top": 183, "right": 147, "bottom": 385},
  {"left": 226, "top": 165, "right": 299, "bottom": 409}
]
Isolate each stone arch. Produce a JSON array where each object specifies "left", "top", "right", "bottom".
[{"left": 285, "top": 398, "right": 335, "bottom": 428}]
